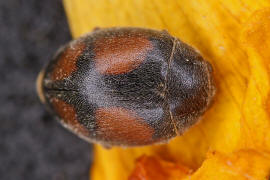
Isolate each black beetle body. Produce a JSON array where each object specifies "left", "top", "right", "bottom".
[{"left": 37, "top": 27, "right": 215, "bottom": 147}]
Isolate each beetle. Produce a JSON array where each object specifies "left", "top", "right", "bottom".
[{"left": 37, "top": 27, "right": 215, "bottom": 147}]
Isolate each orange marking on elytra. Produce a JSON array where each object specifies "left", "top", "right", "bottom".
[
  {"left": 94, "top": 36, "right": 153, "bottom": 75},
  {"left": 51, "top": 42, "right": 85, "bottom": 81},
  {"left": 51, "top": 98, "right": 89, "bottom": 136},
  {"left": 95, "top": 107, "right": 154, "bottom": 145}
]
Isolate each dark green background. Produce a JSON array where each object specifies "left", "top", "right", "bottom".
[{"left": 0, "top": 1, "right": 92, "bottom": 179}]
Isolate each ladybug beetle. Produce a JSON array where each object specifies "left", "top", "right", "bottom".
[{"left": 37, "top": 27, "right": 215, "bottom": 147}]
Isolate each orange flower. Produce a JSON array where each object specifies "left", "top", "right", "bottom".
[{"left": 63, "top": 0, "right": 270, "bottom": 179}]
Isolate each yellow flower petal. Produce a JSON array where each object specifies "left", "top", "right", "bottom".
[
  {"left": 62, "top": 0, "right": 270, "bottom": 179},
  {"left": 189, "top": 149, "right": 270, "bottom": 180}
]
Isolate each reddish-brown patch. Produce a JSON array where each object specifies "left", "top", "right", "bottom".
[
  {"left": 95, "top": 107, "right": 154, "bottom": 145},
  {"left": 51, "top": 98, "right": 89, "bottom": 136},
  {"left": 51, "top": 42, "right": 85, "bottom": 81},
  {"left": 129, "top": 155, "right": 192, "bottom": 180},
  {"left": 94, "top": 36, "right": 153, "bottom": 75}
]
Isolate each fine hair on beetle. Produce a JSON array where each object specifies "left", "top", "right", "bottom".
[{"left": 37, "top": 27, "right": 216, "bottom": 147}]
